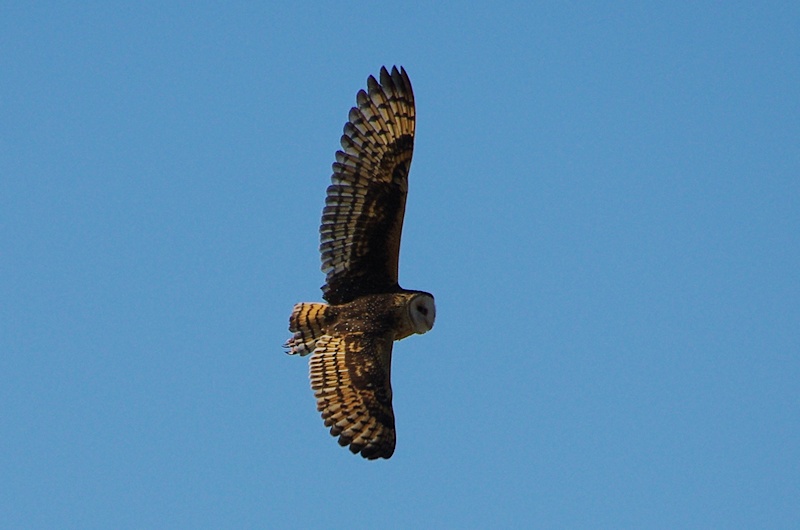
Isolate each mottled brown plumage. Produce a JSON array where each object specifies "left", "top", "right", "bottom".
[
  {"left": 285, "top": 66, "right": 435, "bottom": 460},
  {"left": 320, "top": 66, "right": 415, "bottom": 305}
]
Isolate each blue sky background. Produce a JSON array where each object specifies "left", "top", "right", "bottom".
[{"left": 2, "top": 2, "right": 798, "bottom": 528}]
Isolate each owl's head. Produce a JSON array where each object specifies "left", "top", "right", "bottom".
[{"left": 408, "top": 292, "right": 436, "bottom": 334}]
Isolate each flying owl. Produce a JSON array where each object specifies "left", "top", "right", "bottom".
[{"left": 285, "top": 66, "right": 435, "bottom": 460}]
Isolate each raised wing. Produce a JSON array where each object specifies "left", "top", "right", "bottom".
[
  {"left": 320, "top": 66, "right": 415, "bottom": 304},
  {"left": 309, "top": 332, "right": 396, "bottom": 460}
]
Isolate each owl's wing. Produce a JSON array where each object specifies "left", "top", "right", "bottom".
[
  {"left": 320, "top": 66, "right": 415, "bottom": 305},
  {"left": 309, "top": 332, "right": 396, "bottom": 460}
]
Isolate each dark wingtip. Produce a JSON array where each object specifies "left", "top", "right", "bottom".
[
  {"left": 335, "top": 432, "right": 394, "bottom": 460},
  {"left": 360, "top": 442, "right": 394, "bottom": 460}
]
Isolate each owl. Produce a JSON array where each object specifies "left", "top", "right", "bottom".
[{"left": 285, "top": 66, "right": 435, "bottom": 460}]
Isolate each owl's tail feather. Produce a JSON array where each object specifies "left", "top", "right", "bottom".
[{"left": 285, "top": 302, "right": 330, "bottom": 356}]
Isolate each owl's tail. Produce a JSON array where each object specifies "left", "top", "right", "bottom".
[{"left": 285, "top": 302, "right": 330, "bottom": 356}]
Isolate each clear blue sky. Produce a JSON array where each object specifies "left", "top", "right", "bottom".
[{"left": 2, "top": 2, "right": 798, "bottom": 528}]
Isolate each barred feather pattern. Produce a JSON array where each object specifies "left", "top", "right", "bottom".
[
  {"left": 309, "top": 333, "right": 396, "bottom": 460},
  {"left": 285, "top": 302, "right": 330, "bottom": 356},
  {"left": 320, "top": 66, "right": 416, "bottom": 305}
]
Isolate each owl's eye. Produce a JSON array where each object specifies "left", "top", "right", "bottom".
[{"left": 417, "top": 305, "right": 428, "bottom": 316}]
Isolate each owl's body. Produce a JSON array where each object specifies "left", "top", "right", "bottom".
[
  {"left": 285, "top": 66, "right": 435, "bottom": 460},
  {"left": 288, "top": 291, "right": 433, "bottom": 354}
]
